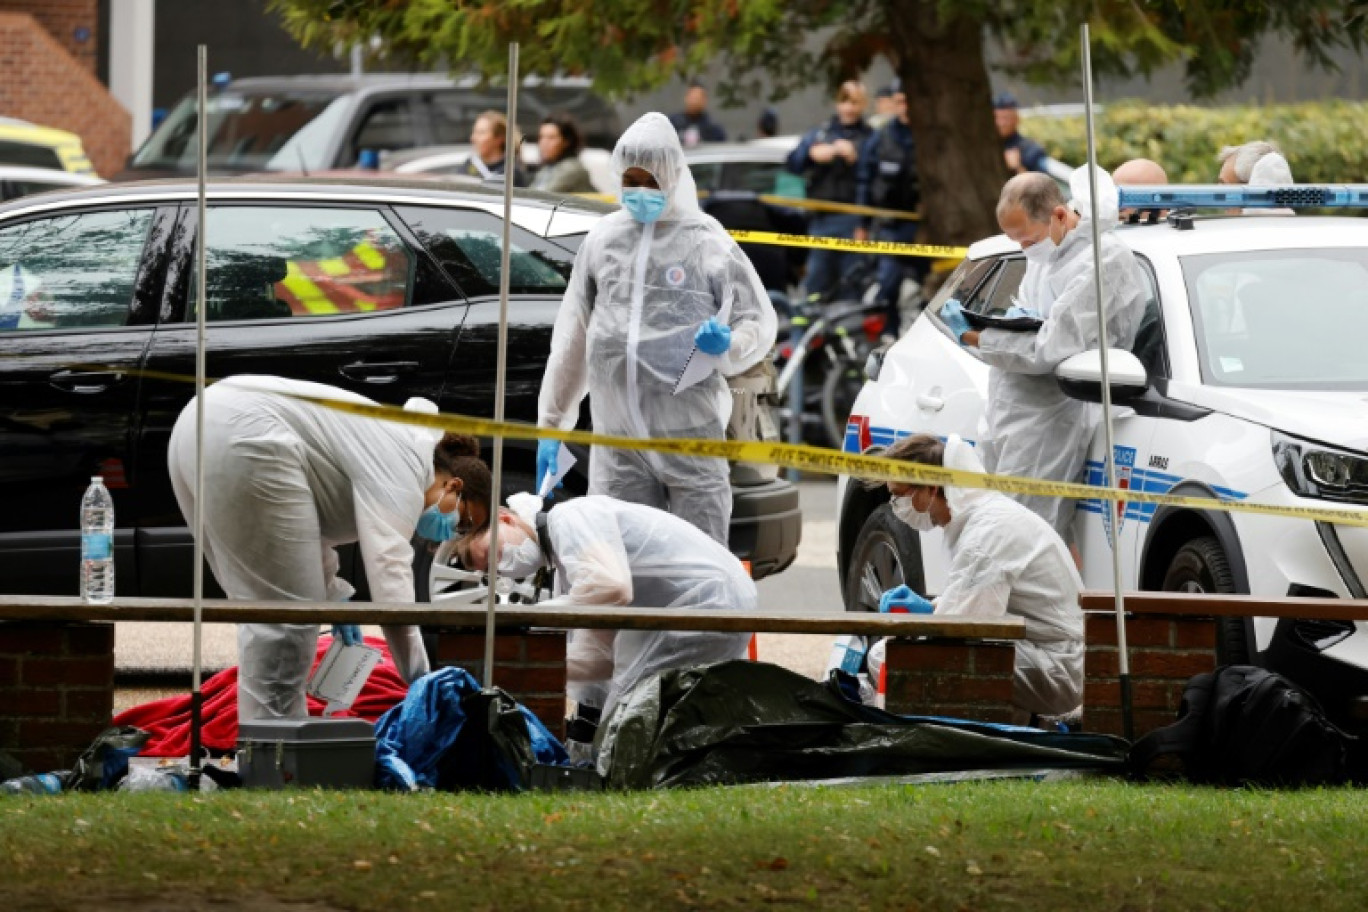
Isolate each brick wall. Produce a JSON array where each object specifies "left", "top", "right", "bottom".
[
  {"left": 432, "top": 629, "right": 568, "bottom": 740},
  {"left": 0, "top": 11, "right": 131, "bottom": 176},
  {"left": 883, "top": 638, "right": 1018, "bottom": 723},
  {"left": 1084, "top": 612, "right": 1217, "bottom": 737},
  {"left": 0, "top": 0, "right": 98, "bottom": 71},
  {"left": 0, "top": 621, "right": 115, "bottom": 773}
]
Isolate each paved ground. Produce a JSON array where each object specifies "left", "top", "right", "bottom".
[{"left": 113, "top": 478, "right": 845, "bottom": 708}]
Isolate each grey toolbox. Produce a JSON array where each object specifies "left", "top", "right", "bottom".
[{"left": 238, "top": 718, "right": 376, "bottom": 789}]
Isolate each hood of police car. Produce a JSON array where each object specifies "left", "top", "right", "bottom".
[{"left": 1179, "top": 384, "right": 1368, "bottom": 453}]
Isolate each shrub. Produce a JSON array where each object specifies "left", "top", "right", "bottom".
[{"left": 1023, "top": 100, "right": 1368, "bottom": 185}]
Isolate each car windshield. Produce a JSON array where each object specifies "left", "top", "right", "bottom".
[
  {"left": 1182, "top": 247, "right": 1368, "bottom": 391},
  {"left": 131, "top": 92, "right": 349, "bottom": 172}
]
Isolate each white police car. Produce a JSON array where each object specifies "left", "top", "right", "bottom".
[{"left": 835, "top": 184, "right": 1368, "bottom": 722}]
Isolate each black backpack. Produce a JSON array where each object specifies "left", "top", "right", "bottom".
[{"left": 1129, "top": 665, "right": 1362, "bottom": 787}]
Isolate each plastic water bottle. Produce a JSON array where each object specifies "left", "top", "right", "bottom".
[
  {"left": 0, "top": 772, "right": 63, "bottom": 795},
  {"left": 80, "top": 476, "right": 115, "bottom": 604}
]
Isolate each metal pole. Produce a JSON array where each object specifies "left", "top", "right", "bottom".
[
  {"left": 785, "top": 316, "right": 804, "bottom": 481},
  {"left": 1081, "top": 23, "right": 1133, "bottom": 741},
  {"left": 188, "top": 44, "right": 209, "bottom": 789},
  {"left": 483, "top": 42, "right": 519, "bottom": 689}
]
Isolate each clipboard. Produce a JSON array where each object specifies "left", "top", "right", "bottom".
[{"left": 964, "top": 310, "right": 1044, "bottom": 332}]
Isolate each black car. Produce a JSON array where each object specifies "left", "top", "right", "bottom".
[{"left": 0, "top": 176, "right": 800, "bottom": 598}]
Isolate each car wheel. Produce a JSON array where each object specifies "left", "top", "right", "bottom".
[
  {"left": 843, "top": 503, "right": 922, "bottom": 612},
  {"left": 820, "top": 361, "right": 864, "bottom": 450},
  {"left": 1161, "top": 535, "right": 1249, "bottom": 663}
]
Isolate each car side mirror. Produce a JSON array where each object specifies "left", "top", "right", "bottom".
[{"left": 1055, "top": 348, "right": 1148, "bottom": 403}]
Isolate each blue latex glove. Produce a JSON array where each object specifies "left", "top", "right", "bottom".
[
  {"left": 416, "top": 504, "right": 455, "bottom": 543},
  {"left": 331, "top": 624, "right": 363, "bottom": 647},
  {"left": 536, "top": 439, "right": 561, "bottom": 492},
  {"left": 940, "top": 299, "right": 972, "bottom": 342},
  {"left": 694, "top": 317, "right": 732, "bottom": 356},
  {"left": 878, "top": 585, "right": 934, "bottom": 614},
  {"left": 1004, "top": 304, "right": 1042, "bottom": 319}
]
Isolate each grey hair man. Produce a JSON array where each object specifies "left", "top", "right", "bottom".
[
  {"left": 942, "top": 171, "right": 1149, "bottom": 551},
  {"left": 1217, "top": 140, "right": 1282, "bottom": 185}
]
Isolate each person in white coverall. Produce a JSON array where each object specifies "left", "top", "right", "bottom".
[
  {"left": 941, "top": 168, "right": 1148, "bottom": 545},
  {"left": 456, "top": 493, "right": 757, "bottom": 718},
  {"left": 169, "top": 375, "right": 483, "bottom": 722},
  {"left": 535, "top": 111, "right": 777, "bottom": 546},
  {"left": 873, "top": 434, "right": 1085, "bottom": 719}
]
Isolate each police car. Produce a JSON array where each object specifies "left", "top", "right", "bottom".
[{"left": 835, "top": 184, "right": 1368, "bottom": 721}]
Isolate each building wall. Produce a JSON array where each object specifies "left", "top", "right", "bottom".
[
  {"left": 0, "top": 8, "right": 130, "bottom": 176},
  {"left": 0, "top": 0, "right": 99, "bottom": 71}
]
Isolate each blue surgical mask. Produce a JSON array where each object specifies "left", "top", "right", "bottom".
[
  {"left": 621, "top": 188, "right": 668, "bottom": 223},
  {"left": 416, "top": 494, "right": 463, "bottom": 543}
]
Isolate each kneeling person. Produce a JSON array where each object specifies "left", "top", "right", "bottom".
[
  {"left": 875, "top": 433, "right": 1084, "bottom": 719},
  {"left": 457, "top": 495, "right": 757, "bottom": 717}
]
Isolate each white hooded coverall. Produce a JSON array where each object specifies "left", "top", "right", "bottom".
[
  {"left": 976, "top": 168, "right": 1148, "bottom": 540},
  {"left": 529, "top": 495, "right": 757, "bottom": 716},
  {"left": 537, "top": 112, "right": 777, "bottom": 546},
  {"left": 935, "top": 436, "right": 1085, "bottom": 717},
  {"left": 168, "top": 375, "right": 433, "bottom": 721}
]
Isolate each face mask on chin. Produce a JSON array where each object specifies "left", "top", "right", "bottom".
[
  {"left": 498, "top": 535, "right": 545, "bottom": 578},
  {"left": 890, "top": 491, "right": 936, "bottom": 532}
]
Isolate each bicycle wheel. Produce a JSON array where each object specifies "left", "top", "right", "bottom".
[{"left": 820, "top": 358, "right": 865, "bottom": 449}]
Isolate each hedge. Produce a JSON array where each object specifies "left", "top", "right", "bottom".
[{"left": 1022, "top": 100, "right": 1368, "bottom": 185}]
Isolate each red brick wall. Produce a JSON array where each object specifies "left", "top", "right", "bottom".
[
  {"left": 0, "top": 11, "right": 131, "bottom": 176},
  {"left": 1084, "top": 612, "right": 1217, "bottom": 737},
  {"left": 883, "top": 638, "right": 1018, "bottom": 723},
  {"left": 0, "top": 621, "right": 115, "bottom": 773},
  {"left": 433, "top": 629, "right": 568, "bottom": 740},
  {"left": 0, "top": 0, "right": 98, "bottom": 71}
]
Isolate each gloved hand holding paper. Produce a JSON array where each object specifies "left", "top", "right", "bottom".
[
  {"left": 674, "top": 298, "right": 733, "bottom": 395},
  {"left": 539, "top": 443, "right": 576, "bottom": 497}
]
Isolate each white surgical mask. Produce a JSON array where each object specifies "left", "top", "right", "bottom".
[
  {"left": 498, "top": 535, "right": 544, "bottom": 578},
  {"left": 1022, "top": 236, "right": 1055, "bottom": 266},
  {"left": 890, "top": 492, "right": 936, "bottom": 532}
]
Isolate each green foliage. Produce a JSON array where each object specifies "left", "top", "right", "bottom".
[
  {"left": 270, "top": 0, "right": 1368, "bottom": 103},
  {"left": 1023, "top": 99, "right": 1368, "bottom": 184}
]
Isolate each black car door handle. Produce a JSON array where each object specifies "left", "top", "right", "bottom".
[
  {"left": 49, "top": 369, "right": 123, "bottom": 394},
  {"left": 339, "top": 360, "right": 420, "bottom": 384}
]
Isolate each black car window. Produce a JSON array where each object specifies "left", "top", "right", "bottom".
[
  {"left": 688, "top": 162, "right": 723, "bottom": 191},
  {"left": 429, "top": 92, "right": 500, "bottom": 145},
  {"left": 396, "top": 205, "right": 572, "bottom": 297},
  {"left": 186, "top": 206, "right": 414, "bottom": 322},
  {"left": 0, "top": 141, "right": 64, "bottom": 171},
  {"left": 0, "top": 208, "right": 154, "bottom": 332},
  {"left": 348, "top": 98, "right": 418, "bottom": 163},
  {"left": 974, "top": 257, "right": 1027, "bottom": 316}
]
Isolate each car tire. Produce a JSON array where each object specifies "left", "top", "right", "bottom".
[
  {"left": 1161, "top": 535, "right": 1249, "bottom": 663},
  {"left": 820, "top": 361, "right": 864, "bottom": 450},
  {"left": 843, "top": 503, "right": 922, "bottom": 613}
]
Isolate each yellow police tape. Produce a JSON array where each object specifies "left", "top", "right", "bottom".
[
  {"left": 277, "top": 389, "right": 1368, "bottom": 530},
  {"left": 728, "top": 230, "right": 968, "bottom": 260},
  {"left": 96, "top": 364, "right": 1368, "bottom": 529},
  {"left": 576, "top": 191, "right": 921, "bottom": 222}
]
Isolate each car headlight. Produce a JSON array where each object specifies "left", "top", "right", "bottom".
[{"left": 1272, "top": 431, "right": 1368, "bottom": 505}]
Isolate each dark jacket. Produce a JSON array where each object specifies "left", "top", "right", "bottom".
[
  {"left": 785, "top": 117, "right": 873, "bottom": 204},
  {"left": 1003, "top": 132, "right": 1049, "bottom": 174},
  {"left": 669, "top": 111, "right": 728, "bottom": 146},
  {"left": 856, "top": 117, "right": 918, "bottom": 223}
]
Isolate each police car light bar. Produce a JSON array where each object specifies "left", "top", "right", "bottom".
[{"left": 1117, "top": 183, "right": 1368, "bottom": 211}]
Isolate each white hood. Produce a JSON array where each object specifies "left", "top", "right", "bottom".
[
  {"left": 1179, "top": 383, "right": 1368, "bottom": 452},
  {"left": 943, "top": 434, "right": 995, "bottom": 515}
]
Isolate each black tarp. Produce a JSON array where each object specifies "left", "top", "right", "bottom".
[{"left": 596, "top": 661, "right": 1129, "bottom": 789}]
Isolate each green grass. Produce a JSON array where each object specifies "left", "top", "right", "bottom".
[{"left": 3, "top": 780, "right": 1368, "bottom": 910}]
